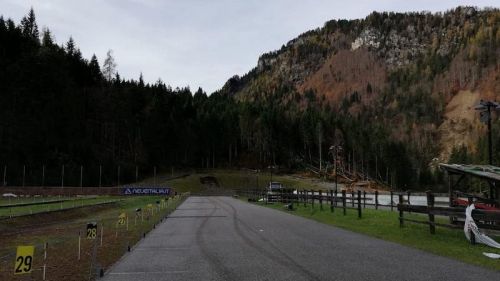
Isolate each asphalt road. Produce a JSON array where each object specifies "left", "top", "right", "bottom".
[{"left": 102, "top": 196, "right": 500, "bottom": 281}]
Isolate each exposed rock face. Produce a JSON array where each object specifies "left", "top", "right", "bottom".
[
  {"left": 352, "top": 26, "right": 427, "bottom": 67},
  {"left": 351, "top": 28, "right": 380, "bottom": 50}
]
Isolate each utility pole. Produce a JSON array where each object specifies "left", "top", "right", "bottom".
[
  {"left": 22, "top": 165, "right": 26, "bottom": 187},
  {"left": 475, "top": 100, "right": 499, "bottom": 165},
  {"left": 135, "top": 165, "right": 139, "bottom": 182},
  {"left": 3, "top": 165, "right": 6, "bottom": 186},
  {"left": 61, "top": 165, "right": 65, "bottom": 187},
  {"left": 80, "top": 165, "right": 83, "bottom": 188},
  {"left": 42, "top": 165, "right": 45, "bottom": 187},
  {"left": 318, "top": 124, "right": 322, "bottom": 173},
  {"left": 330, "top": 145, "right": 342, "bottom": 193}
]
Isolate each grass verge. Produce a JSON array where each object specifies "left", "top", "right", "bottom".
[
  {"left": 167, "top": 169, "right": 325, "bottom": 193},
  {"left": 247, "top": 199, "right": 500, "bottom": 271}
]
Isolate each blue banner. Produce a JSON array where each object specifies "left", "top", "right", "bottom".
[{"left": 122, "top": 187, "right": 171, "bottom": 196}]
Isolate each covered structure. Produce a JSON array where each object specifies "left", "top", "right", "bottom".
[{"left": 439, "top": 164, "right": 500, "bottom": 208}]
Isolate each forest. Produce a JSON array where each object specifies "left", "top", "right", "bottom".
[{"left": 1, "top": 8, "right": 499, "bottom": 190}]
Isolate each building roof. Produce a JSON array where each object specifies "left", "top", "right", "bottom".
[{"left": 439, "top": 163, "right": 500, "bottom": 183}]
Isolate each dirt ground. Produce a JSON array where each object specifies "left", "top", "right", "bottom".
[{"left": 0, "top": 196, "right": 184, "bottom": 281}]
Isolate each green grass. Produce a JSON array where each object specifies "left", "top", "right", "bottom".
[
  {"left": 0, "top": 196, "right": 119, "bottom": 217},
  {"left": 249, "top": 200, "right": 500, "bottom": 271},
  {"left": 0, "top": 196, "right": 76, "bottom": 206},
  {"left": 166, "top": 169, "right": 324, "bottom": 193}
]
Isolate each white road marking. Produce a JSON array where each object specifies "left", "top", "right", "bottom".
[{"left": 109, "top": 270, "right": 189, "bottom": 275}]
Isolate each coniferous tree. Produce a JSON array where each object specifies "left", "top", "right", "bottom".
[{"left": 20, "top": 7, "right": 38, "bottom": 40}]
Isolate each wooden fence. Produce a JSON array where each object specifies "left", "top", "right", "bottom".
[
  {"left": 236, "top": 189, "right": 413, "bottom": 219},
  {"left": 398, "top": 191, "right": 500, "bottom": 238}
]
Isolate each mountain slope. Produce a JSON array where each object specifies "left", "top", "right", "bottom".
[{"left": 217, "top": 6, "right": 500, "bottom": 188}]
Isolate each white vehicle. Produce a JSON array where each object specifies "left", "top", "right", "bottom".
[{"left": 268, "top": 182, "right": 283, "bottom": 193}]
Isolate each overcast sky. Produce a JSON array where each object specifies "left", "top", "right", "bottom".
[{"left": 1, "top": 0, "right": 499, "bottom": 93}]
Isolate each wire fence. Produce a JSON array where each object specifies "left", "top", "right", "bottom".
[{"left": 0, "top": 193, "right": 189, "bottom": 281}]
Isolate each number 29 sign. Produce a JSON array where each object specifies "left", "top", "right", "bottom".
[{"left": 14, "top": 245, "right": 34, "bottom": 275}]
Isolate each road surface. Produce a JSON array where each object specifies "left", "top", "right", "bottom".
[{"left": 103, "top": 196, "right": 500, "bottom": 281}]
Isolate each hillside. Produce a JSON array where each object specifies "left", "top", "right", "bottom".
[{"left": 216, "top": 6, "right": 500, "bottom": 188}]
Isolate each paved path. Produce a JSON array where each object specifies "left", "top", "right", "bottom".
[{"left": 103, "top": 196, "right": 500, "bottom": 281}]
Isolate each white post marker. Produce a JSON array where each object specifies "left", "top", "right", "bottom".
[
  {"left": 78, "top": 231, "right": 81, "bottom": 260},
  {"left": 43, "top": 242, "right": 47, "bottom": 280}
]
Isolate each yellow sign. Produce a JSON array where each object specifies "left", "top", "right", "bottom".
[
  {"left": 86, "top": 222, "right": 97, "bottom": 239},
  {"left": 14, "top": 246, "right": 34, "bottom": 275},
  {"left": 147, "top": 203, "right": 153, "bottom": 208},
  {"left": 118, "top": 213, "right": 126, "bottom": 225}
]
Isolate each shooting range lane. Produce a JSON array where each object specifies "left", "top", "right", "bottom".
[{"left": 102, "top": 197, "right": 500, "bottom": 281}]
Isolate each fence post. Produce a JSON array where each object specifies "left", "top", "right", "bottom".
[
  {"left": 363, "top": 191, "right": 366, "bottom": 208},
  {"left": 319, "top": 190, "right": 323, "bottom": 211},
  {"left": 296, "top": 189, "right": 299, "bottom": 205},
  {"left": 398, "top": 194, "right": 404, "bottom": 227},
  {"left": 342, "top": 190, "right": 346, "bottom": 215},
  {"left": 426, "top": 191, "right": 435, "bottom": 234},
  {"left": 390, "top": 190, "right": 394, "bottom": 211},
  {"left": 303, "top": 189, "right": 307, "bottom": 207},
  {"left": 99, "top": 165, "right": 102, "bottom": 187},
  {"left": 407, "top": 190, "right": 411, "bottom": 205},
  {"left": 357, "top": 190, "right": 362, "bottom": 218},
  {"left": 334, "top": 190, "right": 338, "bottom": 207},
  {"left": 43, "top": 242, "right": 47, "bottom": 280},
  {"left": 311, "top": 190, "right": 314, "bottom": 209},
  {"left": 22, "top": 165, "right": 26, "bottom": 187},
  {"left": 330, "top": 190, "right": 334, "bottom": 212},
  {"left": 351, "top": 190, "right": 355, "bottom": 207},
  {"left": 375, "top": 190, "right": 379, "bottom": 210}
]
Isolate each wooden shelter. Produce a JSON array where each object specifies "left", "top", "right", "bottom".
[{"left": 439, "top": 164, "right": 500, "bottom": 207}]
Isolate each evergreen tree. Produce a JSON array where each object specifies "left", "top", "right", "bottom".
[
  {"left": 20, "top": 7, "right": 38, "bottom": 40},
  {"left": 66, "top": 37, "right": 76, "bottom": 55},
  {"left": 41, "top": 28, "right": 53, "bottom": 46},
  {"left": 89, "top": 54, "right": 102, "bottom": 82}
]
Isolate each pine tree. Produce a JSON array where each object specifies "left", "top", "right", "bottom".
[
  {"left": 139, "top": 72, "right": 145, "bottom": 87},
  {"left": 89, "top": 54, "right": 102, "bottom": 82},
  {"left": 41, "top": 28, "right": 53, "bottom": 47},
  {"left": 66, "top": 37, "right": 76, "bottom": 55},
  {"left": 20, "top": 7, "right": 39, "bottom": 40}
]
